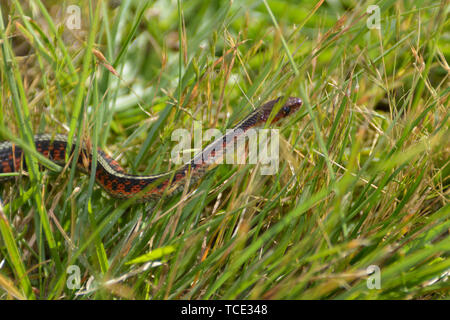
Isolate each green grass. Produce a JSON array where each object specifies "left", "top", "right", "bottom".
[{"left": 0, "top": 0, "right": 448, "bottom": 300}]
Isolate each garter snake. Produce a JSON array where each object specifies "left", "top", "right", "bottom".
[{"left": 0, "top": 97, "right": 302, "bottom": 201}]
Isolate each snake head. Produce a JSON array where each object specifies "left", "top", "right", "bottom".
[{"left": 260, "top": 96, "right": 302, "bottom": 124}]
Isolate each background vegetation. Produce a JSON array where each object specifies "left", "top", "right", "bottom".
[{"left": 0, "top": 0, "right": 448, "bottom": 299}]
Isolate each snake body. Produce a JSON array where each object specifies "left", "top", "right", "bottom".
[{"left": 0, "top": 97, "right": 302, "bottom": 201}]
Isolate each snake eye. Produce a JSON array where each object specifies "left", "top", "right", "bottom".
[{"left": 282, "top": 106, "right": 291, "bottom": 115}]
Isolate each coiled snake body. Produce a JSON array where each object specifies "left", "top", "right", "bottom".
[{"left": 0, "top": 97, "right": 302, "bottom": 201}]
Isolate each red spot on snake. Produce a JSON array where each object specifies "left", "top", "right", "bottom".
[
  {"left": 2, "top": 161, "right": 12, "bottom": 173},
  {"left": 14, "top": 158, "right": 21, "bottom": 171},
  {"left": 131, "top": 185, "right": 141, "bottom": 193}
]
